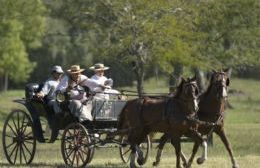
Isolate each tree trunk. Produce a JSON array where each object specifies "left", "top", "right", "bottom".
[
  {"left": 0, "top": 76, "right": 3, "bottom": 91},
  {"left": 4, "top": 73, "right": 8, "bottom": 91},
  {"left": 194, "top": 68, "right": 206, "bottom": 93},
  {"left": 169, "top": 63, "right": 183, "bottom": 93},
  {"left": 133, "top": 60, "right": 144, "bottom": 97}
]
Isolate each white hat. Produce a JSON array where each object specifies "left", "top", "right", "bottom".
[
  {"left": 89, "top": 63, "right": 109, "bottom": 71},
  {"left": 67, "top": 65, "right": 85, "bottom": 74},
  {"left": 52, "top": 65, "right": 64, "bottom": 74}
]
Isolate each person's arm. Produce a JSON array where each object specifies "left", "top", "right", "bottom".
[
  {"left": 36, "top": 81, "right": 49, "bottom": 98},
  {"left": 56, "top": 76, "right": 68, "bottom": 93},
  {"left": 82, "top": 77, "right": 108, "bottom": 91},
  {"left": 104, "top": 78, "right": 113, "bottom": 87}
]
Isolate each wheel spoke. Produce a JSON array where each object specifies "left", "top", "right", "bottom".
[
  {"left": 21, "top": 143, "right": 28, "bottom": 163},
  {"left": 19, "top": 144, "right": 22, "bottom": 164},
  {"left": 24, "top": 131, "right": 33, "bottom": 138},
  {"left": 72, "top": 150, "right": 76, "bottom": 166},
  {"left": 76, "top": 151, "right": 79, "bottom": 167},
  {"left": 78, "top": 147, "right": 88, "bottom": 155},
  {"left": 5, "top": 134, "right": 15, "bottom": 138},
  {"left": 21, "top": 116, "right": 28, "bottom": 134},
  {"left": 78, "top": 149, "right": 85, "bottom": 163},
  {"left": 122, "top": 148, "right": 131, "bottom": 156},
  {"left": 24, "top": 139, "right": 34, "bottom": 144},
  {"left": 22, "top": 141, "right": 33, "bottom": 156},
  {"left": 13, "top": 144, "right": 19, "bottom": 164},
  {"left": 6, "top": 141, "right": 16, "bottom": 149},
  {"left": 7, "top": 123, "right": 18, "bottom": 136},
  {"left": 8, "top": 143, "right": 18, "bottom": 158},
  {"left": 17, "top": 112, "right": 20, "bottom": 132},
  {"left": 65, "top": 148, "right": 74, "bottom": 160}
]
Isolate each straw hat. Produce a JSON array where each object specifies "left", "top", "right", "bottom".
[
  {"left": 67, "top": 65, "right": 85, "bottom": 74},
  {"left": 89, "top": 63, "right": 109, "bottom": 71}
]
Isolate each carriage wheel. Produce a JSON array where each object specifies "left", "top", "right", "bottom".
[
  {"left": 61, "top": 123, "right": 94, "bottom": 168},
  {"left": 119, "top": 135, "right": 151, "bottom": 164},
  {"left": 2, "top": 109, "right": 36, "bottom": 165}
]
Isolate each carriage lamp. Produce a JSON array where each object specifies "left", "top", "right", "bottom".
[{"left": 56, "top": 92, "right": 66, "bottom": 103}]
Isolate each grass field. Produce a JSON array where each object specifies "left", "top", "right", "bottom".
[{"left": 0, "top": 78, "right": 260, "bottom": 168}]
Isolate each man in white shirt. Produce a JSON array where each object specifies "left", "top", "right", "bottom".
[
  {"left": 89, "top": 63, "right": 120, "bottom": 100},
  {"left": 37, "top": 65, "right": 64, "bottom": 107},
  {"left": 56, "top": 65, "right": 103, "bottom": 122},
  {"left": 35, "top": 65, "right": 64, "bottom": 142}
]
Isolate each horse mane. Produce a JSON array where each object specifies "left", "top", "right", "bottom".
[
  {"left": 173, "top": 79, "right": 184, "bottom": 98},
  {"left": 200, "top": 73, "right": 215, "bottom": 99}
]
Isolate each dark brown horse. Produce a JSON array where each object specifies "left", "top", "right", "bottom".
[
  {"left": 117, "top": 77, "right": 211, "bottom": 168},
  {"left": 153, "top": 70, "right": 239, "bottom": 168}
]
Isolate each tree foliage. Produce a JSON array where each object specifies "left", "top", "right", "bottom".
[{"left": 0, "top": 0, "right": 46, "bottom": 90}]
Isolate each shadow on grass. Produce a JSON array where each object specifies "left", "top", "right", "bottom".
[
  {"left": 0, "top": 162, "right": 128, "bottom": 168},
  {"left": 0, "top": 162, "right": 61, "bottom": 167}
]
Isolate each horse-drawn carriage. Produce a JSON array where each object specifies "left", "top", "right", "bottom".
[
  {"left": 2, "top": 83, "right": 151, "bottom": 167},
  {"left": 2, "top": 70, "right": 239, "bottom": 168}
]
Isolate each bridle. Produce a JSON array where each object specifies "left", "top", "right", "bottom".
[
  {"left": 211, "top": 72, "right": 229, "bottom": 101},
  {"left": 180, "top": 81, "right": 200, "bottom": 113}
]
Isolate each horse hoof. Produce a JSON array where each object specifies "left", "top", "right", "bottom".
[
  {"left": 137, "top": 157, "right": 145, "bottom": 166},
  {"left": 153, "top": 161, "right": 158, "bottom": 167},
  {"left": 196, "top": 157, "right": 205, "bottom": 165},
  {"left": 153, "top": 161, "right": 159, "bottom": 167},
  {"left": 183, "top": 162, "right": 190, "bottom": 168}
]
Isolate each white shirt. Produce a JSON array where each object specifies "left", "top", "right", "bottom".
[
  {"left": 56, "top": 75, "right": 100, "bottom": 100},
  {"left": 90, "top": 75, "right": 109, "bottom": 89},
  {"left": 41, "top": 77, "right": 60, "bottom": 100},
  {"left": 90, "top": 74, "right": 119, "bottom": 100}
]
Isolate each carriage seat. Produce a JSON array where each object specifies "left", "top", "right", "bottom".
[{"left": 25, "top": 83, "right": 44, "bottom": 101}]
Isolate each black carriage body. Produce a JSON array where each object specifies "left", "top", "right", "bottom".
[
  {"left": 91, "top": 100, "right": 126, "bottom": 130},
  {"left": 17, "top": 83, "right": 77, "bottom": 140}
]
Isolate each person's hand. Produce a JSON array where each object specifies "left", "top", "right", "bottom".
[
  {"left": 99, "top": 84, "right": 110, "bottom": 90},
  {"left": 66, "top": 85, "right": 73, "bottom": 91},
  {"left": 36, "top": 92, "right": 44, "bottom": 98}
]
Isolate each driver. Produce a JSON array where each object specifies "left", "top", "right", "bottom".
[{"left": 56, "top": 65, "right": 104, "bottom": 123}]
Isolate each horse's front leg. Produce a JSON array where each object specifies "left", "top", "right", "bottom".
[
  {"left": 187, "top": 129, "right": 207, "bottom": 166},
  {"left": 171, "top": 137, "right": 183, "bottom": 168},
  {"left": 129, "top": 145, "right": 137, "bottom": 168},
  {"left": 215, "top": 128, "right": 239, "bottom": 168},
  {"left": 185, "top": 142, "right": 200, "bottom": 168},
  {"left": 153, "top": 134, "right": 168, "bottom": 167}
]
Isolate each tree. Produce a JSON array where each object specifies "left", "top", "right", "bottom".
[
  {"left": 66, "top": 0, "right": 209, "bottom": 95},
  {"left": 0, "top": 0, "right": 46, "bottom": 91},
  {"left": 197, "top": 0, "right": 259, "bottom": 68}
]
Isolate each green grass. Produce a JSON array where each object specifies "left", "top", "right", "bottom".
[{"left": 0, "top": 78, "right": 260, "bottom": 167}]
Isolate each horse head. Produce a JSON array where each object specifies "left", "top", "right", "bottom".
[
  {"left": 176, "top": 76, "right": 200, "bottom": 114},
  {"left": 210, "top": 69, "right": 230, "bottom": 101}
]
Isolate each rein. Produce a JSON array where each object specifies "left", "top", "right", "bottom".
[{"left": 206, "top": 112, "right": 224, "bottom": 140}]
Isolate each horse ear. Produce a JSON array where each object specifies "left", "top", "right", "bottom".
[
  {"left": 223, "top": 68, "right": 229, "bottom": 73},
  {"left": 181, "top": 76, "right": 186, "bottom": 82},
  {"left": 178, "top": 77, "right": 185, "bottom": 87},
  {"left": 223, "top": 67, "right": 232, "bottom": 78},
  {"left": 191, "top": 74, "right": 197, "bottom": 81}
]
